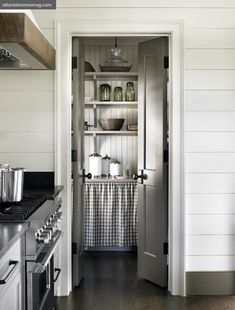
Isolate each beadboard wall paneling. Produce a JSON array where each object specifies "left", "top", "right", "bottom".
[
  {"left": 84, "top": 42, "right": 138, "bottom": 175},
  {"left": 186, "top": 194, "right": 235, "bottom": 214}
]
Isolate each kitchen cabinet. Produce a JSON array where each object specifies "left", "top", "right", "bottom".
[{"left": 0, "top": 238, "right": 24, "bottom": 310}]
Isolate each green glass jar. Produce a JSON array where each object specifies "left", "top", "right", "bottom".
[
  {"left": 114, "top": 86, "right": 123, "bottom": 101},
  {"left": 100, "top": 84, "right": 111, "bottom": 101},
  {"left": 125, "top": 82, "right": 135, "bottom": 101}
]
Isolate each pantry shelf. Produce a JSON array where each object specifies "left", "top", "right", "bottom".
[
  {"left": 85, "top": 101, "right": 138, "bottom": 108},
  {"left": 85, "top": 72, "right": 138, "bottom": 80},
  {"left": 85, "top": 131, "right": 138, "bottom": 136}
]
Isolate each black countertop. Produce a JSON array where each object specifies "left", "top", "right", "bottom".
[
  {"left": 23, "top": 185, "right": 64, "bottom": 200},
  {"left": 0, "top": 222, "right": 29, "bottom": 259}
]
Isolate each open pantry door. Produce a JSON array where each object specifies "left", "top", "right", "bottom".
[
  {"left": 72, "top": 37, "right": 86, "bottom": 287},
  {"left": 137, "top": 37, "right": 168, "bottom": 287}
]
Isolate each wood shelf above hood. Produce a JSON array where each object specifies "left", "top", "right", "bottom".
[{"left": 0, "top": 13, "right": 55, "bottom": 70}]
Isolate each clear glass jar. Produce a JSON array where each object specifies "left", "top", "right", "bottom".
[
  {"left": 114, "top": 86, "right": 123, "bottom": 101},
  {"left": 125, "top": 82, "right": 135, "bottom": 101},
  {"left": 100, "top": 84, "right": 111, "bottom": 101}
]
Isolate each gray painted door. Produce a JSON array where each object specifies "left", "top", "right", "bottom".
[
  {"left": 137, "top": 37, "right": 168, "bottom": 287},
  {"left": 72, "top": 37, "right": 85, "bottom": 287}
]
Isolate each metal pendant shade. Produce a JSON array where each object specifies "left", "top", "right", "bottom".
[{"left": 100, "top": 37, "right": 132, "bottom": 72}]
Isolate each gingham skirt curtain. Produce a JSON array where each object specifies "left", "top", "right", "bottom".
[{"left": 84, "top": 182, "right": 138, "bottom": 247}]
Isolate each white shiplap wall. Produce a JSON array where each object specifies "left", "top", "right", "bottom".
[
  {"left": 84, "top": 41, "right": 138, "bottom": 175},
  {"left": 0, "top": 0, "right": 235, "bottom": 279}
]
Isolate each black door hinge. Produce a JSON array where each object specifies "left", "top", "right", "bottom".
[
  {"left": 72, "top": 242, "right": 78, "bottom": 254},
  {"left": 72, "top": 56, "right": 78, "bottom": 69},
  {"left": 164, "top": 150, "right": 169, "bottom": 163},
  {"left": 163, "top": 242, "right": 168, "bottom": 255},
  {"left": 164, "top": 56, "right": 169, "bottom": 69},
  {"left": 72, "top": 149, "right": 77, "bottom": 162}
]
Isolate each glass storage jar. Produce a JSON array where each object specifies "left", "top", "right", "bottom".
[
  {"left": 100, "top": 84, "right": 111, "bottom": 101},
  {"left": 125, "top": 82, "right": 135, "bottom": 101},
  {"left": 114, "top": 86, "right": 123, "bottom": 101}
]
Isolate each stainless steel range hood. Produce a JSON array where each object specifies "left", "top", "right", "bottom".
[{"left": 0, "top": 13, "right": 55, "bottom": 70}]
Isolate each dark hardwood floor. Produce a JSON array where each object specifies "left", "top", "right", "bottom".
[{"left": 55, "top": 252, "right": 235, "bottom": 310}]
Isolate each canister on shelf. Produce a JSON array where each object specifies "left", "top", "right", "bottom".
[
  {"left": 125, "top": 82, "right": 135, "bottom": 101},
  {"left": 100, "top": 84, "right": 111, "bottom": 101},
  {"left": 110, "top": 159, "right": 122, "bottom": 177},
  {"left": 114, "top": 86, "right": 123, "bottom": 101},
  {"left": 89, "top": 153, "right": 102, "bottom": 177},
  {"left": 102, "top": 154, "right": 111, "bottom": 176}
]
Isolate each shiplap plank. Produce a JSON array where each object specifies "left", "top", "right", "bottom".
[
  {"left": 185, "top": 91, "right": 235, "bottom": 111},
  {"left": 0, "top": 153, "right": 54, "bottom": 171},
  {"left": 34, "top": 8, "right": 235, "bottom": 29},
  {"left": 187, "top": 235, "right": 235, "bottom": 255},
  {"left": 185, "top": 70, "right": 235, "bottom": 90},
  {"left": 186, "top": 153, "right": 235, "bottom": 173},
  {"left": 0, "top": 71, "right": 54, "bottom": 91},
  {"left": 0, "top": 91, "right": 53, "bottom": 112},
  {"left": 185, "top": 29, "right": 235, "bottom": 49},
  {"left": 185, "top": 132, "right": 235, "bottom": 152},
  {"left": 0, "top": 132, "right": 53, "bottom": 152},
  {"left": 186, "top": 256, "right": 235, "bottom": 272},
  {"left": 187, "top": 214, "right": 235, "bottom": 234},
  {"left": 186, "top": 174, "right": 235, "bottom": 194},
  {"left": 186, "top": 193, "right": 235, "bottom": 214},
  {"left": 56, "top": 0, "right": 235, "bottom": 8},
  {"left": 185, "top": 49, "right": 235, "bottom": 69},
  {"left": 0, "top": 112, "right": 53, "bottom": 132},
  {"left": 185, "top": 111, "right": 235, "bottom": 131}
]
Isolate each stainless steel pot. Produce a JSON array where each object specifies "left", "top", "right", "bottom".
[
  {"left": 0, "top": 164, "right": 10, "bottom": 198},
  {"left": 1, "top": 167, "right": 25, "bottom": 202}
]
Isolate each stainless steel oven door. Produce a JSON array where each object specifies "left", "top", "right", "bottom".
[{"left": 27, "top": 230, "right": 62, "bottom": 310}]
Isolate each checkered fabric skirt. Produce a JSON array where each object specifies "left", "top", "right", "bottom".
[{"left": 84, "top": 182, "right": 138, "bottom": 247}]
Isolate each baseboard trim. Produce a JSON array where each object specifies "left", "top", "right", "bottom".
[{"left": 186, "top": 271, "right": 235, "bottom": 295}]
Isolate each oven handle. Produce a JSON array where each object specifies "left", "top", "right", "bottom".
[
  {"left": 54, "top": 268, "right": 61, "bottom": 283},
  {"left": 35, "top": 230, "right": 62, "bottom": 273},
  {"left": 0, "top": 260, "right": 19, "bottom": 285}
]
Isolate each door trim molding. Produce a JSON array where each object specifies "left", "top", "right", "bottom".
[{"left": 55, "top": 19, "right": 185, "bottom": 296}]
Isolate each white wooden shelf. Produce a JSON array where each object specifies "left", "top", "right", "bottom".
[
  {"left": 85, "top": 72, "right": 138, "bottom": 80},
  {"left": 85, "top": 130, "right": 138, "bottom": 136},
  {"left": 85, "top": 101, "right": 138, "bottom": 108}
]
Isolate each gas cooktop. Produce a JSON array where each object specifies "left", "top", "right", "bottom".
[{"left": 0, "top": 194, "right": 47, "bottom": 221}]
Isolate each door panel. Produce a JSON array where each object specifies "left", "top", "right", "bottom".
[
  {"left": 138, "top": 37, "right": 168, "bottom": 287},
  {"left": 72, "top": 37, "right": 85, "bottom": 287}
]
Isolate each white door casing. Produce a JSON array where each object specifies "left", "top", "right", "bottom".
[{"left": 55, "top": 19, "right": 184, "bottom": 296}]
